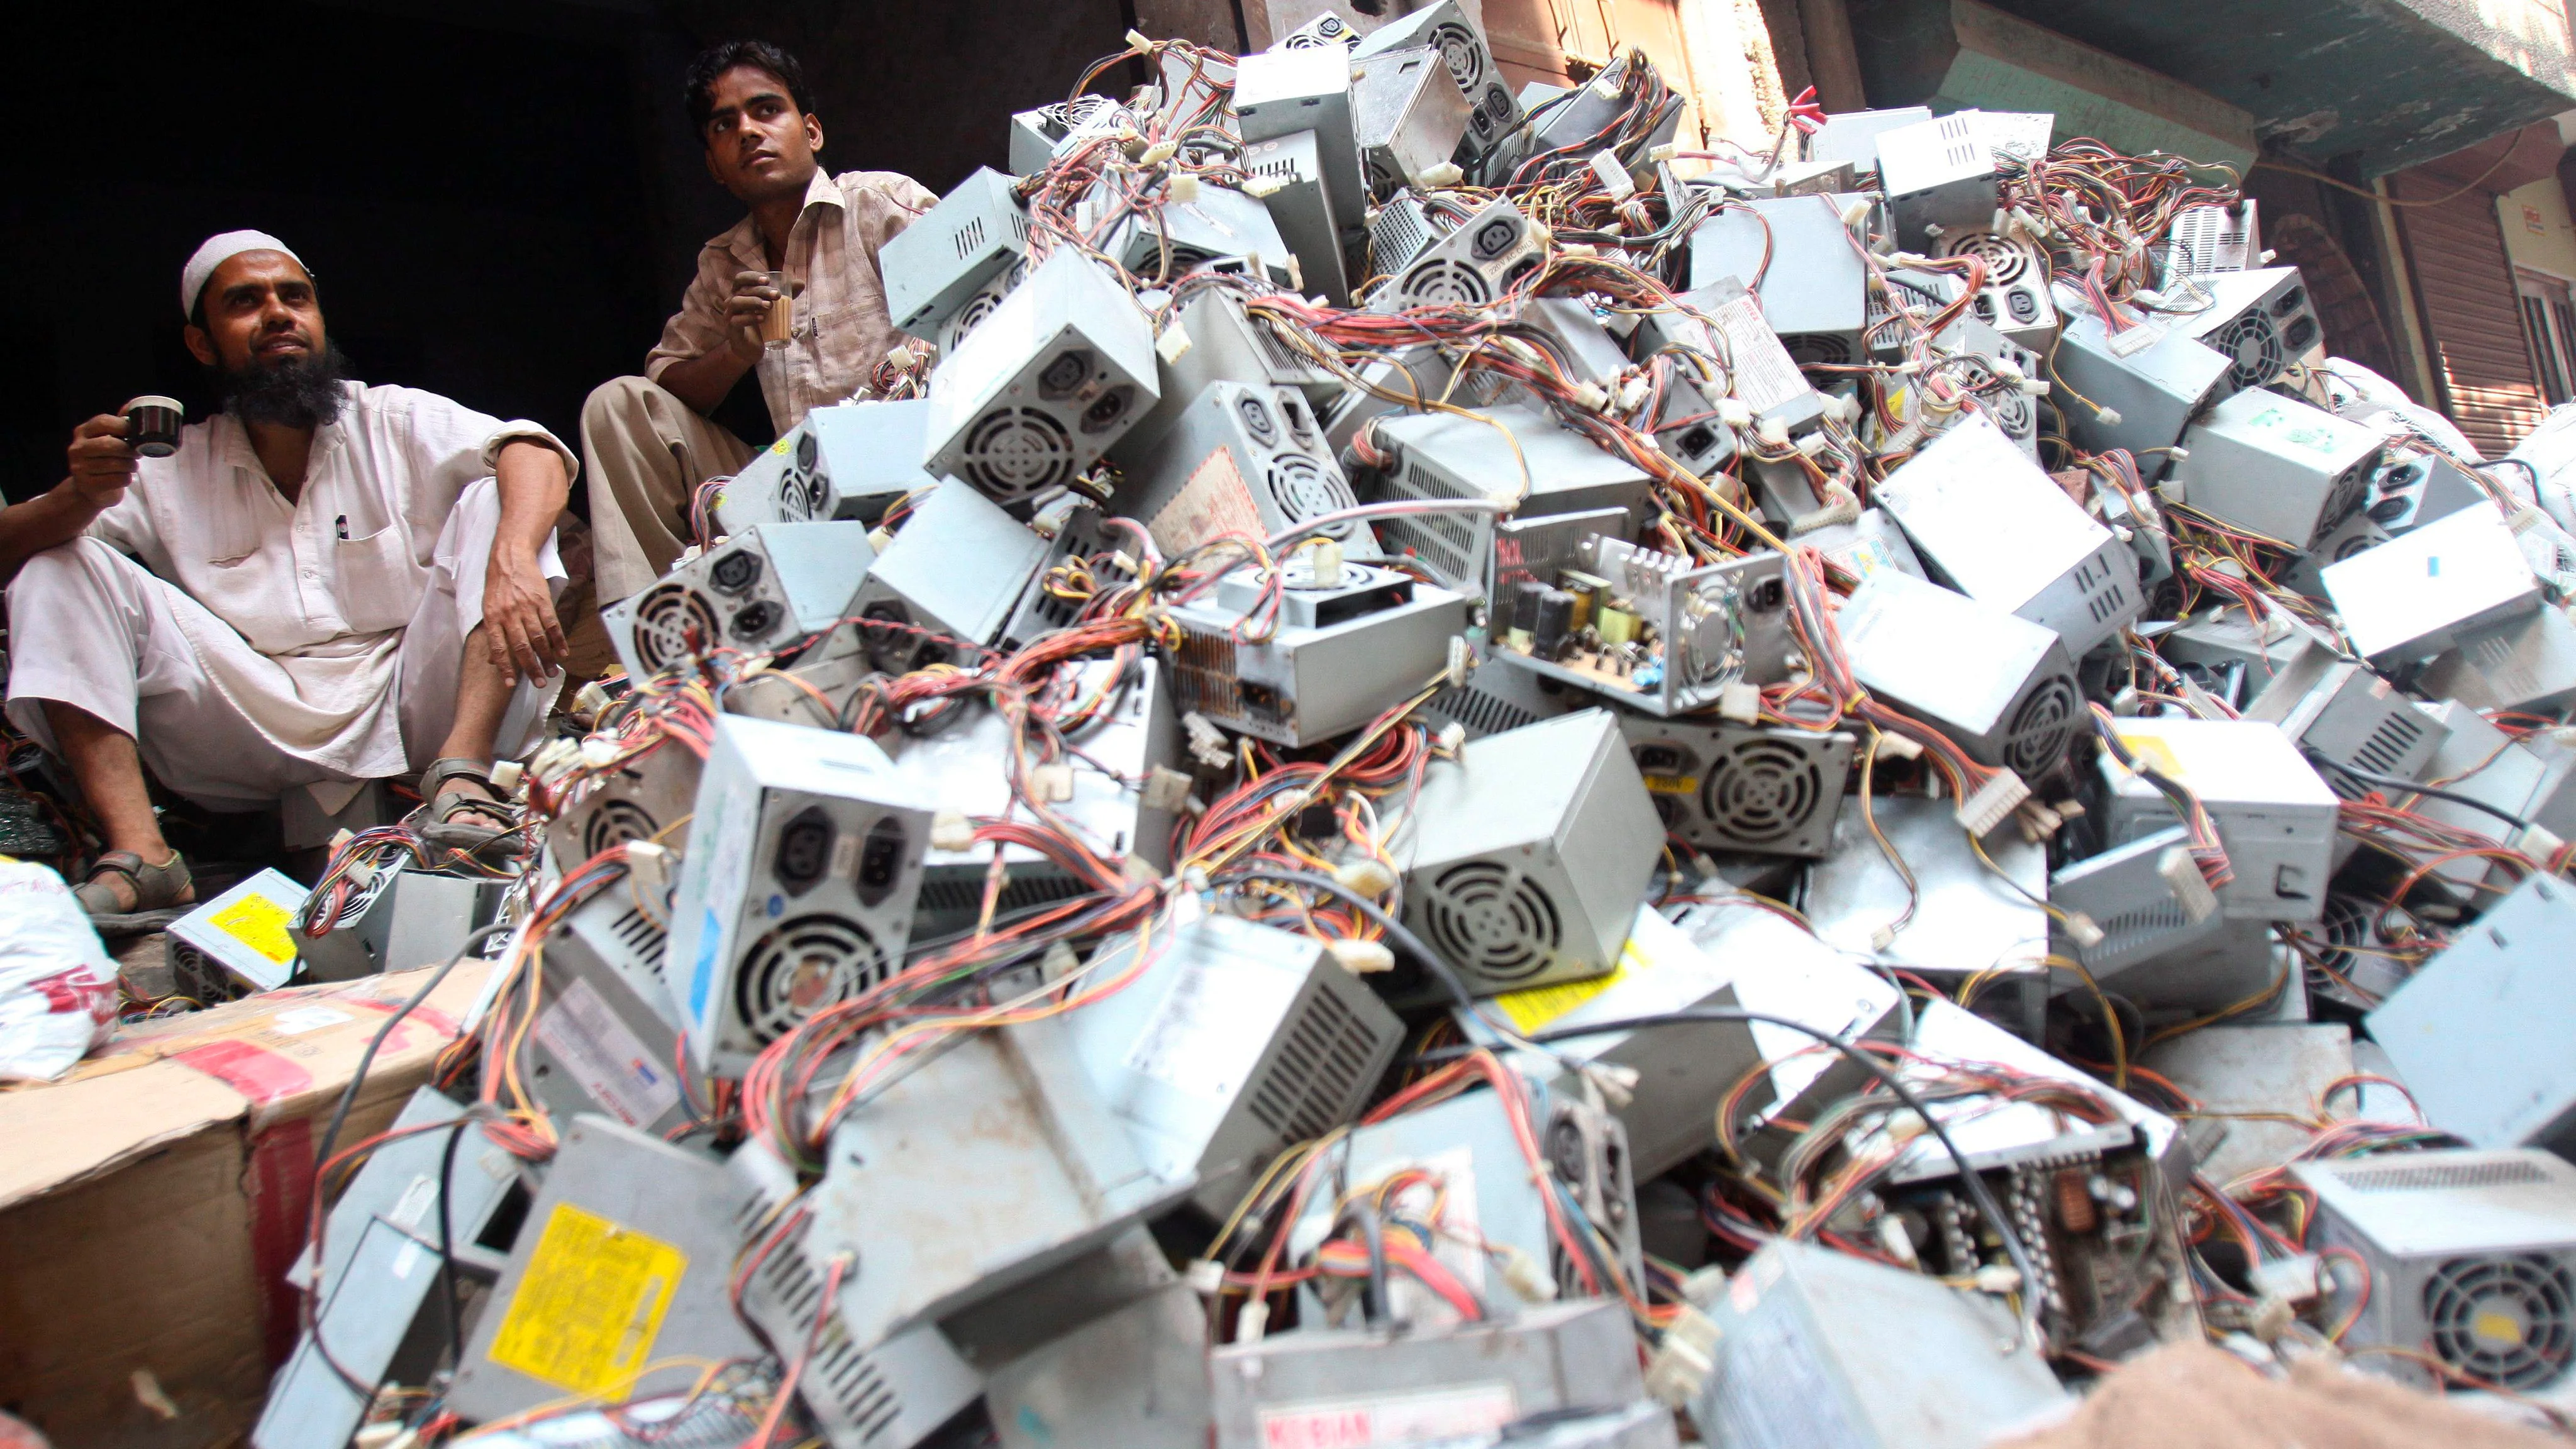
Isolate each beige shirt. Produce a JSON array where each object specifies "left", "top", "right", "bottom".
[
  {"left": 86, "top": 380, "right": 574, "bottom": 773},
  {"left": 646, "top": 167, "right": 939, "bottom": 436}
]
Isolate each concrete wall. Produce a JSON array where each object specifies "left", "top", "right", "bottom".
[{"left": 2502, "top": 174, "right": 2576, "bottom": 280}]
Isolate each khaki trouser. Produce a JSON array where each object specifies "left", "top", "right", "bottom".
[{"left": 579, "top": 375, "right": 758, "bottom": 604}]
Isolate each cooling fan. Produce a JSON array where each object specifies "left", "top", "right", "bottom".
[
  {"left": 1624, "top": 721, "right": 1852, "bottom": 858},
  {"left": 625, "top": 582, "right": 722, "bottom": 674},
  {"left": 1262, "top": 454, "right": 1360, "bottom": 534},
  {"left": 1398, "top": 258, "right": 1492, "bottom": 306},
  {"left": 2208, "top": 312, "right": 2287, "bottom": 394},
  {"left": 735, "top": 913, "right": 891, "bottom": 1046},
  {"left": 1940, "top": 229, "right": 2034, "bottom": 286},
  {"left": 958, "top": 408, "right": 1076, "bottom": 501},
  {"left": 1783, "top": 334, "right": 1853, "bottom": 368},
  {"left": 2003, "top": 674, "right": 2082, "bottom": 778},
  {"left": 1418, "top": 860, "right": 1567, "bottom": 988},
  {"left": 2426, "top": 1256, "right": 2576, "bottom": 1390},
  {"left": 1701, "top": 736, "right": 1836, "bottom": 849}
]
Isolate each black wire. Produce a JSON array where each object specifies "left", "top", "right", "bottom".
[
  {"left": 1208, "top": 867, "right": 1502, "bottom": 1033},
  {"left": 435, "top": 1115, "right": 471, "bottom": 1372},
  {"left": 1414, "top": 1006, "right": 2044, "bottom": 1348},
  {"left": 309, "top": 921, "right": 513, "bottom": 1181},
  {"left": 1343, "top": 1201, "right": 1394, "bottom": 1329},
  {"left": 2307, "top": 753, "right": 2537, "bottom": 833}
]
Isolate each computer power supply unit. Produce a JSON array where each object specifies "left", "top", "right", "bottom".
[
  {"left": 604, "top": 521, "right": 874, "bottom": 681},
  {"left": 1806, "top": 105, "right": 1933, "bottom": 170},
  {"left": 2161, "top": 199, "right": 2260, "bottom": 282},
  {"left": 1277, "top": 11, "right": 1359, "bottom": 50},
  {"left": 1874, "top": 112, "right": 1998, "bottom": 249},
  {"left": 1114, "top": 380, "right": 1367, "bottom": 558},
  {"left": 1352, "top": 45, "right": 1470, "bottom": 199},
  {"left": 1692, "top": 1239, "right": 2068, "bottom": 1449},
  {"left": 2168, "top": 389, "right": 2381, "bottom": 548},
  {"left": 725, "top": 1140, "right": 987, "bottom": 1449},
  {"left": 1362, "top": 402, "right": 1652, "bottom": 592},
  {"left": 1397, "top": 709, "right": 1661, "bottom": 997},
  {"left": 1690, "top": 277, "right": 1833, "bottom": 435},
  {"left": 1371, "top": 196, "right": 1546, "bottom": 309},
  {"left": 716, "top": 400, "right": 940, "bottom": 535},
  {"left": 2047, "top": 825, "right": 2244, "bottom": 1011},
  {"left": 880, "top": 166, "right": 1031, "bottom": 340},
  {"left": 1801, "top": 794, "right": 2051, "bottom": 1039},
  {"left": 2243, "top": 653, "right": 2450, "bottom": 801},
  {"left": 1685, "top": 193, "right": 1871, "bottom": 367},
  {"left": 665, "top": 714, "right": 934, "bottom": 1075},
  {"left": 2295, "top": 1148, "right": 2576, "bottom": 1393},
  {"left": 1065, "top": 913, "right": 1402, "bottom": 1216},
  {"left": 799, "top": 1017, "right": 1193, "bottom": 1352},
  {"left": 1349, "top": 0, "right": 1520, "bottom": 167},
  {"left": 2094, "top": 716, "right": 2341, "bottom": 925},
  {"left": 1116, "top": 289, "right": 1341, "bottom": 464},
  {"left": 448, "top": 1114, "right": 763, "bottom": 1422},
  {"left": 2165, "top": 265, "right": 2321, "bottom": 394},
  {"left": 1490, "top": 540, "right": 1797, "bottom": 718},
  {"left": 544, "top": 738, "right": 701, "bottom": 876},
  {"left": 1873, "top": 412, "right": 2141, "bottom": 658},
  {"left": 2368, "top": 875, "right": 2576, "bottom": 1160},
  {"left": 2367, "top": 448, "right": 2492, "bottom": 536},
  {"left": 2323, "top": 504, "right": 2543, "bottom": 666},
  {"left": 1492, "top": 904, "right": 1770, "bottom": 1180},
  {"left": 1934, "top": 227, "right": 2059, "bottom": 352},
  {"left": 295, "top": 866, "right": 508, "bottom": 983},
  {"left": 2048, "top": 297, "right": 2235, "bottom": 461},
  {"left": 166, "top": 867, "right": 309, "bottom": 1001},
  {"left": 982, "top": 1280, "right": 1211, "bottom": 1449},
  {"left": 1616, "top": 713, "right": 1853, "bottom": 858},
  {"left": 922, "top": 246, "right": 1159, "bottom": 508},
  {"left": 1838, "top": 569, "right": 2085, "bottom": 781},
  {"left": 1089, "top": 182, "right": 1294, "bottom": 289},
  {"left": 525, "top": 887, "right": 689, "bottom": 1138},
  {"left": 2423, "top": 604, "right": 2576, "bottom": 714},
  {"left": 1240, "top": 130, "right": 1355, "bottom": 304},
  {"left": 1008, "top": 96, "right": 1133, "bottom": 176},
  {"left": 894, "top": 655, "right": 1175, "bottom": 936},
  {"left": 1212, "top": 1301, "right": 1645, "bottom": 1449},
  {"left": 1163, "top": 557, "right": 1467, "bottom": 747},
  {"left": 849, "top": 480, "right": 1052, "bottom": 672},
  {"left": 1234, "top": 45, "right": 1367, "bottom": 249},
  {"left": 938, "top": 264, "right": 1021, "bottom": 356}
]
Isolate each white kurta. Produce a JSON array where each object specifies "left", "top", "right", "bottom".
[{"left": 4, "top": 381, "right": 572, "bottom": 802}]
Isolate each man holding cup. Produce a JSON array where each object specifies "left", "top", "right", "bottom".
[
  {"left": 579, "top": 40, "right": 935, "bottom": 609},
  {"left": 0, "top": 232, "right": 573, "bottom": 926}
]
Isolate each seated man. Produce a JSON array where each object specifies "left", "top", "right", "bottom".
[
  {"left": 581, "top": 39, "right": 935, "bottom": 607},
  {"left": 2, "top": 231, "right": 572, "bottom": 926}
]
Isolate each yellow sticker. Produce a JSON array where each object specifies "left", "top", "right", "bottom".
[
  {"left": 769, "top": 436, "right": 794, "bottom": 455},
  {"left": 2115, "top": 734, "right": 2187, "bottom": 781},
  {"left": 211, "top": 894, "right": 297, "bottom": 965},
  {"left": 1640, "top": 773, "right": 1700, "bottom": 796},
  {"left": 487, "top": 1202, "right": 687, "bottom": 1397},
  {"left": 1493, "top": 930, "right": 1660, "bottom": 1034}
]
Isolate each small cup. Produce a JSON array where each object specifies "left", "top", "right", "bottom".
[
  {"left": 760, "top": 271, "right": 794, "bottom": 349},
  {"left": 123, "top": 396, "right": 184, "bottom": 458}
]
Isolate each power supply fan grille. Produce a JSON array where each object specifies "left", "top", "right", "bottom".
[
  {"left": 2210, "top": 312, "right": 2285, "bottom": 391},
  {"left": 1426, "top": 21, "right": 1487, "bottom": 89},
  {"left": 1941, "top": 230, "right": 2033, "bottom": 285},
  {"left": 1365, "top": 155, "right": 1401, "bottom": 200},
  {"left": 1987, "top": 390, "right": 2036, "bottom": 440},
  {"left": 2303, "top": 892, "right": 2375, "bottom": 1001},
  {"left": 1399, "top": 258, "right": 1491, "bottom": 307},
  {"left": 1263, "top": 453, "right": 1358, "bottom": 531},
  {"left": 1245, "top": 985, "right": 1380, "bottom": 1141},
  {"left": 629, "top": 582, "right": 723, "bottom": 673},
  {"left": 1782, "top": 334, "right": 1853, "bottom": 367},
  {"left": 735, "top": 914, "right": 891, "bottom": 1046},
  {"left": 959, "top": 408, "right": 1075, "bottom": 501},
  {"left": 1699, "top": 736, "right": 1828, "bottom": 846},
  {"left": 2426, "top": 1256, "right": 2576, "bottom": 1390},
  {"left": 1430, "top": 680, "right": 1548, "bottom": 738},
  {"left": 945, "top": 286, "right": 1008, "bottom": 348},
  {"left": 1420, "top": 860, "right": 1564, "bottom": 985},
  {"left": 2319, "top": 462, "right": 2372, "bottom": 538},
  {"left": 608, "top": 906, "right": 670, "bottom": 983},
  {"left": 2003, "top": 674, "right": 2082, "bottom": 779},
  {"left": 778, "top": 464, "right": 830, "bottom": 523},
  {"left": 2337, "top": 1158, "right": 2555, "bottom": 1192},
  {"left": 581, "top": 797, "right": 663, "bottom": 862},
  {"left": 307, "top": 867, "right": 393, "bottom": 934}
]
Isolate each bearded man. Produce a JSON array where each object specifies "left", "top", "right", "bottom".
[{"left": 1, "top": 231, "right": 572, "bottom": 926}]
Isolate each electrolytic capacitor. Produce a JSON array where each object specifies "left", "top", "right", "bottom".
[{"left": 1534, "top": 587, "right": 1577, "bottom": 660}]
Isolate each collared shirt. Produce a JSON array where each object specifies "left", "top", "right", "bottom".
[
  {"left": 646, "top": 167, "right": 938, "bottom": 436},
  {"left": 84, "top": 380, "right": 574, "bottom": 774}
]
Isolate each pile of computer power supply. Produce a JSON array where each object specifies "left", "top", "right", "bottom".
[{"left": 231, "top": 13, "right": 2576, "bottom": 1448}]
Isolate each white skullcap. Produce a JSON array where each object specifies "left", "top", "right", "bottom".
[{"left": 180, "top": 230, "right": 305, "bottom": 318}]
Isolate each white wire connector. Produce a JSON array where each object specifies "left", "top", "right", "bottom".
[
  {"left": 488, "top": 759, "right": 525, "bottom": 793},
  {"left": 1648, "top": 142, "right": 1679, "bottom": 164},
  {"left": 1872, "top": 732, "right": 1924, "bottom": 762},
  {"left": 1185, "top": 1258, "right": 1226, "bottom": 1296},
  {"left": 1956, "top": 769, "right": 2031, "bottom": 838},
  {"left": 579, "top": 736, "right": 621, "bottom": 769},
  {"left": 1445, "top": 635, "right": 1471, "bottom": 689},
  {"left": 1972, "top": 1264, "right": 2024, "bottom": 1296},
  {"left": 1718, "top": 399, "right": 1755, "bottom": 429},
  {"left": 2064, "top": 912, "right": 2106, "bottom": 950},
  {"left": 1140, "top": 140, "right": 1177, "bottom": 165},
  {"left": 929, "top": 809, "right": 975, "bottom": 853},
  {"left": 1334, "top": 856, "right": 1399, "bottom": 898},
  {"left": 1716, "top": 680, "right": 1763, "bottom": 723},
  {"left": 1041, "top": 940, "right": 1080, "bottom": 982},
  {"left": 1183, "top": 711, "right": 1232, "bottom": 768},
  {"left": 1140, "top": 765, "right": 1194, "bottom": 813},
  {"left": 1168, "top": 173, "right": 1201, "bottom": 204},
  {"left": 1242, "top": 174, "right": 1287, "bottom": 200},
  {"left": 1589, "top": 149, "right": 1636, "bottom": 202},
  {"left": 1499, "top": 1245, "right": 1558, "bottom": 1302},
  {"left": 1307, "top": 536, "right": 1345, "bottom": 588},
  {"left": 2092, "top": 406, "right": 2124, "bottom": 428},
  {"left": 1644, "top": 1306, "right": 1720, "bottom": 1409},
  {"left": 1326, "top": 937, "right": 1396, "bottom": 975},
  {"left": 1418, "top": 160, "right": 1465, "bottom": 189},
  {"left": 1755, "top": 416, "right": 1791, "bottom": 450},
  {"left": 1156, "top": 323, "right": 1194, "bottom": 364},
  {"left": 1030, "top": 763, "right": 1075, "bottom": 803},
  {"left": 2158, "top": 847, "right": 2219, "bottom": 922},
  {"left": 1570, "top": 380, "right": 1611, "bottom": 411}
]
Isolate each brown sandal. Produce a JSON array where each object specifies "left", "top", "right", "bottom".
[
  {"left": 74, "top": 849, "right": 196, "bottom": 933},
  {"left": 418, "top": 758, "right": 521, "bottom": 854}
]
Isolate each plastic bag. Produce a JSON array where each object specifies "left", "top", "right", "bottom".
[{"left": 0, "top": 857, "right": 120, "bottom": 1082}]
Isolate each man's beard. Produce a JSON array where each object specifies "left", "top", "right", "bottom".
[{"left": 208, "top": 340, "right": 350, "bottom": 428}]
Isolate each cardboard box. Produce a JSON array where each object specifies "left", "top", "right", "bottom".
[{"left": 0, "top": 963, "right": 491, "bottom": 1448}]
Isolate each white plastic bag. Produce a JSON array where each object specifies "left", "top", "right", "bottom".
[{"left": 0, "top": 858, "right": 120, "bottom": 1082}]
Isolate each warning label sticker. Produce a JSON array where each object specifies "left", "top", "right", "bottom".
[
  {"left": 534, "top": 977, "right": 682, "bottom": 1129},
  {"left": 212, "top": 892, "right": 298, "bottom": 971},
  {"left": 1257, "top": 1382, "right": 1517, "bottom": 1448},
  {"left": 1492, "top": 927, "right": 1663, "bottom": 1035},
  {"left": 1147, "top": 445, "right": 1265, "bottom": 557},
  {"left": 487, "top": 1202, "right": 687, "bottom": 1396}
]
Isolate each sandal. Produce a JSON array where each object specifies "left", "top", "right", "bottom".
[
  {"left": 74, "top": 848, "right": 196, "bottom": 933},
  {"left": 418, "top": 758, "right": 521, "bottom": 854}
]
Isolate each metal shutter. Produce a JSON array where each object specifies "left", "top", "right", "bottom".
[{"left": 2396, "top": 170, "right": 2548, "bottom": 456}]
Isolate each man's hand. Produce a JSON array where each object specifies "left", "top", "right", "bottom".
[
  {"left": 65, "top": 415, "right": 140, "bottom": 510},
  {"left": 482, "top": 548, "right": 566, "bottom": 688},
  {"left": 723, "top": 270, "right": 785, "bottom": 362}
]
